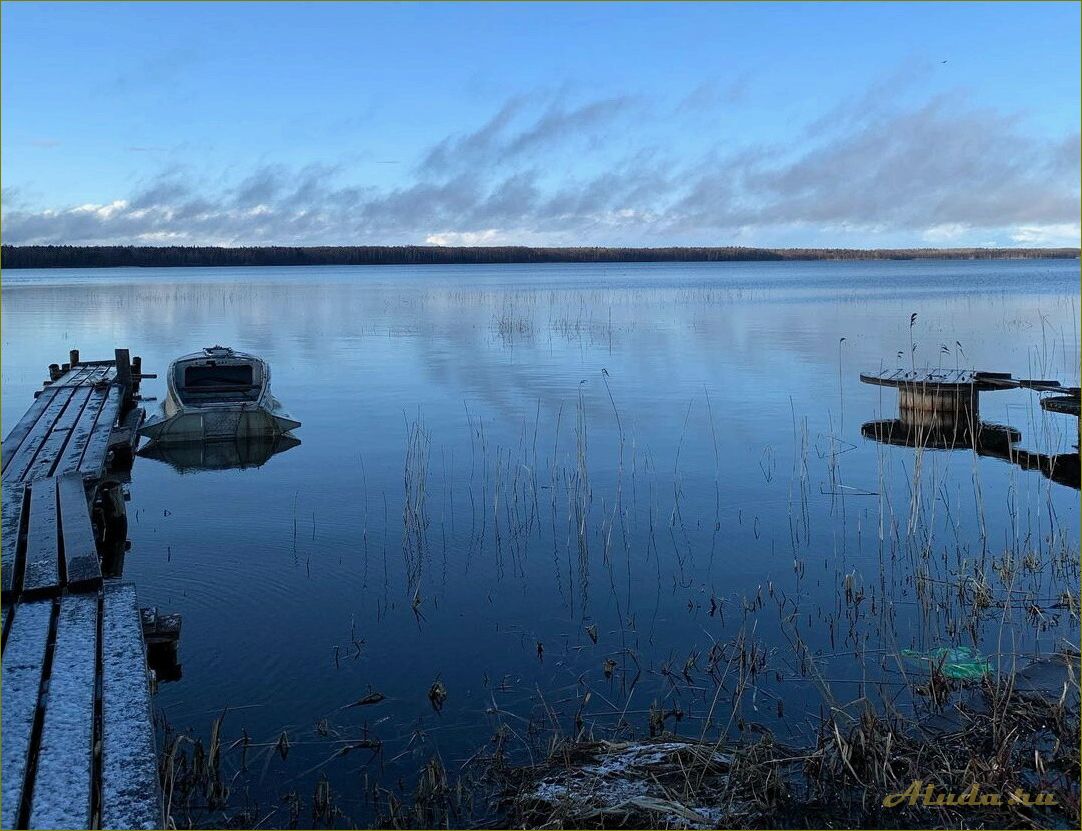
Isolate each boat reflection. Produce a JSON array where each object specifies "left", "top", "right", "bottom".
[{"left": 138, "top": 434, "right": 300, "bottom": 472}]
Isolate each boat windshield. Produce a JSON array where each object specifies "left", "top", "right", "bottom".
[
  {"left": 185, "top": 364, "right": 253, "bottom": 389},
  {"left": 176, "top": 362, "right": 262, "bottom": 403}
]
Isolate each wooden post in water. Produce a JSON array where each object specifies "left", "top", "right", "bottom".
[
  {"left": 69, "top": 348, "right": 80, "bottom": 366},
  {"left": 131, "top": 356, "right": 142, "bottom": 390},
  {"left": 115, "top": 348, "right": 133, "bottom": 409},
  {"left": 48, "top": 364, "right": 61, "bottom": 382}
]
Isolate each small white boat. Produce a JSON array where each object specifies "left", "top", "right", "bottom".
[{"left": 138, "top": 346, "right": 300, "bottom": 444}]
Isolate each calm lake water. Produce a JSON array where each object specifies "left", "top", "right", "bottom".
[{"left": 2, "top": 259, "right": 1079, "bottom": 824}]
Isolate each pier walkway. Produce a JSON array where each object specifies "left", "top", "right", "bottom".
[{"left": 1, "top": 351, "right": 161, "bottom": 830}]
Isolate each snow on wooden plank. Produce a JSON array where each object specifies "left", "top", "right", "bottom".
[
  {"left": 54, "top": 386, "right": 109, "bottom": 476},
  {"left": 57, "top": 472, "right": 102, "bottom": 591},
  {"left": 78, "top": 385, "right": 123, "bottom": 478},
  {"left": 22, "top": 386, "right": 95, "bottom": 483},
  {"left": 1, "top": 484, "right": 28, "bottom": 598},
  {"left": 22, "top": 479, "right": 60, "bottom": 597},
  {"left": 1, "top": 386, "right": 61, "bottom": 476},
  {"left": 49, "top": 366, "right": 93, "bottom": 387},
  {"left": 0, "top": 600, "right": 53, "bottom": 830},
  {"left": 2, "top": 387, "right": 79, "bottom": 485},
  {"left": 29, "top": 593, "right": 98, "bottom": 830},
  {"left": 101, "top": 583, "right": 161, "bottom": 830}
]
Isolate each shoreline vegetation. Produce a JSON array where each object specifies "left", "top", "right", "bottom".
[{"left": 1, "top": 244, "right": 1079, "bottom": 270}]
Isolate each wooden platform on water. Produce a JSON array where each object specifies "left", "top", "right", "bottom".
[
  {"left": 861, "top": 368, "right": 1081, "bottom": 398},
  {"left": 1, "top": 351, "right": 162, "bottom": 829}
]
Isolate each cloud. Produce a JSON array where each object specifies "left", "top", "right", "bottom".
[
  {"left": 425, "top": 229, "right": 503, "bottom": 246},
  {"left": 668, "top": 94, "right": 1080, "bottom": 236},
  {"left": 1009, "top": 224, "right": 1082, "bottom": 245},
  {"left": 420, "top": 93, "right": 636, "bottom": 174},
  {"left": 921, "top": 223, "right": 971, "bottom": 243},
  {"left": 674, "top": 75, "right": 751, "bottom": 114},
  {"left": 2, "top": 86, "right": 1078, "bottom": 248}
]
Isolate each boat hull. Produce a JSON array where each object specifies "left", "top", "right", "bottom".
[{"left": 139, "top": 405, "right": 301, "bottom": 443}]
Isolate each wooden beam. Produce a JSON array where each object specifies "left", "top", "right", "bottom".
[
  {"left": 78, "top": 386, "right": 123, "bottom": 478},
  {"left": 1, "top": 485, "right": 28, "bottom": 599},
  {"left": 1, "top": 387, "right": 62, "bottom": 476},
  {"left": 100, "top": 583, "right": 162, "bottom": 830},
  {"left": 23, "top": 479, "right": 60, "bottom": 597},
  {"left": 57, "top": 473, "right": 102, "bottom": 591},
  {"left": 0, "top": 600, "right": 53, "bottom": 829},
  {"left": 29, "top": 594, "right": 97, "bottom": 829},
  {"left": 114, "top": 348, "right": 133, "bottom": 410}
]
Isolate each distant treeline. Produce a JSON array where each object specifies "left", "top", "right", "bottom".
[{"left": 2, "top": 244, "right": 1079, "bottom": 269}]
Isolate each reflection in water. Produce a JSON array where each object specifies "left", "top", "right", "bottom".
[
  {"left": 863, "top": 417, "right": 1081, "bottom": 489},
  {"left": 137, "top": 434, "right": 301, "bottom": 472},
  {"left": 861, "top": 403, "right": 1080, "bottom": 490},
  {"left": 861, "top": 417, "right": 1019, "bottom": 451}
]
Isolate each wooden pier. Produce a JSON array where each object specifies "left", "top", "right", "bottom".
[
  {"left": 860, "top": 367, "right": 1081, "bottom": 489},
  {"left": 1, "top": 350, "right": 162, "bottom": 830}
]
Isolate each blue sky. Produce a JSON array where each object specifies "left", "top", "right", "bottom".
[{"left": 2, "top": 1, "right": 1079, "bottom": 247}]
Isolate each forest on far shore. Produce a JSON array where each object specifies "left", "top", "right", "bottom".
[{"left": 2, "top": 244, "right": 1079, "bottom": 269}]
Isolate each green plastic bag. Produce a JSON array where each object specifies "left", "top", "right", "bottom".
[{"left": 901, "top": 646, "right": 991, "bottom": 680}]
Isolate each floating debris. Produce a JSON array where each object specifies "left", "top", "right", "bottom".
[
  {"left": 901, "top": 646, "right": 991, "bottom": 680},
  {"left": 428, "top": 678, "right": 448, "bottom": 713},
  {"left": 347, "top": 691, "right": 386, "bottom": 708},
  {"left": 275, "top": 730, "right": 291, "bottom": 760}
]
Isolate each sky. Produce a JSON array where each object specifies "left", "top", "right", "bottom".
[{"left": 1, "top": 1, "right": 1079, "bottom": 248}]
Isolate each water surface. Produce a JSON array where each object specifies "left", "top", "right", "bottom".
[{"left": 2, "top": 260, "right": 1079, "bottom": 824}]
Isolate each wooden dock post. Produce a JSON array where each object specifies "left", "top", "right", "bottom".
[
  {"left": 115, "top": 348, "right": 133, "bottom": 408},
  {"left": 69, "top": 348, "right": 80, "bottom": 366}
]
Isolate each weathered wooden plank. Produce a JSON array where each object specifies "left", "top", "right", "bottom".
[
  {"left": 1, "top": 484, "right": 28, "bottom": 597},
  {"left": 29, "top": 593, "right": 98, "bottom": 830},
  {"left": 48, "top": 365, "right": 94, "bottom": 388},
  {"left": 0, "top": 600, "right": 53, "bottom": 830},
  {"left": 2, "top": 386, "right": 78, "bottom": 485},
  {"left": 57, "top": 472, "right": 102, "bottom": 591},
  {"left": 78, "top": 385, "right": 123, "bottom": 478},
  {"left": 22, "top": 386, "right": 95, "bottom": 484},
  {"left": 101, "top": 583, "right": 161, "bottom": 830},
  {"left": 54, "top": 385, "right": 109, "bottom": 477},
  {"left": 22, "top": 479, "right": 60, "bottom": 597},
  {"left": 82, "top": 365, "right": 116, "bottom": 386},
  {"left": 1, "top": 387, "right": 62, "bottom": 476}
]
